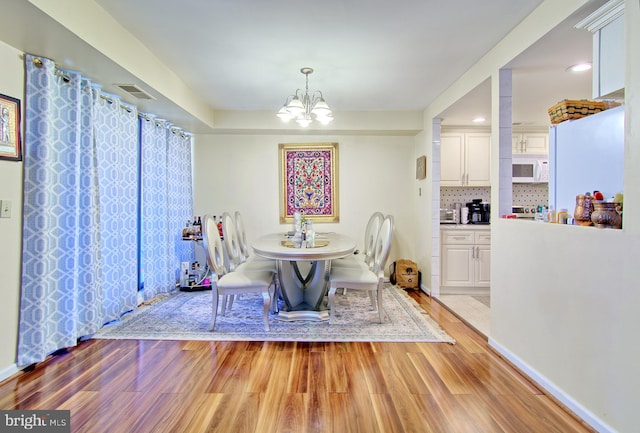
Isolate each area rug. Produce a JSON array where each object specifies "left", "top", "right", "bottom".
[{"left": 93, "top": 284, "right": 455, "bottom": 343}]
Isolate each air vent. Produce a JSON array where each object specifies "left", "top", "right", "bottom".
[{"left": 114, "top": 84, "right": 155, "bottom": 100}]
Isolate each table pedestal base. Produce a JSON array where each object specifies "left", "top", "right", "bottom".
[
  {"left": 275, "top": 260, "right": 331, "bottom": 321},
  {"left": 274, "top": 309, "right": 330, "bottom": 322}
]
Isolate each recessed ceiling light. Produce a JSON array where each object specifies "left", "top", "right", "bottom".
[
  {"left": 472, "top": 117, "right": 486, "bottom": 123},
  {"left": 566, "top": 63, "right": 592, "bottom": 72}
]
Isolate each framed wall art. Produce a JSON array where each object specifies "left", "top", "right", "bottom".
[
  {"left": 279, "top": 142, "right": 339, "bottom": 223},
  {"left": 416, "top": 155, "right": 427, "bottom": 179},
  {"left": 0, "top": 94, "right": 22, "bottom": 161}
]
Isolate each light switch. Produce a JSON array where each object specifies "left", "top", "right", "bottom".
[{"left": 0, "top": 200, "right": 11, "bottom": 218}]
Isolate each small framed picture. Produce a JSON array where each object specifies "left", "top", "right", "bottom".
[
  {"left": 0, "top": 94, "right": 22, "bottom": 161},
  {"left": 416, "top": 155, "right": 426, "bottom": 179}
]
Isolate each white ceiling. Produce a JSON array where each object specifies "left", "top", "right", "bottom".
[
  {"left": 440, "top": 2, "right": 605, "bottom": 127},
  {"left": 1, "top": 0, "right": 609, "bottom": 130}
]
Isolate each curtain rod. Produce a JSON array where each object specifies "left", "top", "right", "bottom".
[{"left": 29, "top": 54, "right": 192, "bottom": 140}]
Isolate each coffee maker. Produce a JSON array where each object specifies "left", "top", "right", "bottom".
[{"left": 466, "top": 199, "right": 490, "bottom": 224}]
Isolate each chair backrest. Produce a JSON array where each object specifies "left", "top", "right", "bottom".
[
  {"left": 202, "top": 214, "right": 227, "bottom": 277},
  {"left": 221, "top": 212, "right": 243, "bottom": 271},
  {"left": 371, "top": 215, "right": 394, "bottom": 274},
  {"left": 234, "top": 211, "right": 250, "bottom": 261},
  {"left": 363, "top": 212, "right": 384, "bottom": 266}
]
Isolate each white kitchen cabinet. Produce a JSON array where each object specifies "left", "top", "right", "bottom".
[
  {"left": 575, "top": 0, "right": 625, "bottom": 99},
  {"left": 441, "top": 133, "right": 491, "bottom": 186},
  {"left": 512, "top": 133, "right": 548, "bottom": 155},
  {"left": 441, "top": 228, "right": 490, "bottom": 294}
]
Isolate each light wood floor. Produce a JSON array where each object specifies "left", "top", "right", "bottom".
[{"left": 0, "top": 290, "right": 593, "bottom": 433}]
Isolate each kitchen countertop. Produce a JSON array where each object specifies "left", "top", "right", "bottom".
[{"left": 440, "top": 224, "right": 490, "bottom": 230}]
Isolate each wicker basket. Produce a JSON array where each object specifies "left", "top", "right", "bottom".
[{"left": 548, "top": 99, "right": 610, "bottom": 124}]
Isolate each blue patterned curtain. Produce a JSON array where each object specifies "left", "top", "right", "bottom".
[
  {"left": 18, "top": 55, "right": 138, "bottom": 365},
  {"left": 94, "top": 96, "right": 140, "bottom": 318},
  {"left": 167, "top": 126, "right": 195, "bottom": 282},
  {"left": 140, "top": 117, "right": 194, "bottom": 300}
]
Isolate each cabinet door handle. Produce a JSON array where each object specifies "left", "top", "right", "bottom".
[{"left": 471, "top": 246, "right": 475, "bottom": 259}]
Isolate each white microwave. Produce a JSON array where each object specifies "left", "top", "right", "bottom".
[{"left": 512, "top": 157, "right": 549, "bottom": 183}]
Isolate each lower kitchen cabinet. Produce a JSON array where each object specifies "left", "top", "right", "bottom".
[{"left": 441, "top": 228, "right": 490, "bottom": 294}]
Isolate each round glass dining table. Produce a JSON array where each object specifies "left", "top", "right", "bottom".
[{"left": 252, "top": 232, "right": 356, "bottom": 321}]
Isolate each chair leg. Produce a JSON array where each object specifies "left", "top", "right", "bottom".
[
  {"left": 270, "top": 277, "right": 280, "bottom": 314},
  {"left": 377, "top": 287, "right": 385, "bottom": 323},
  {"left": 220, "top": 295, "right": 227, "bottom": 315},
  {"left": 328, "top": 286, "right": 337, "bottom": 324},
  {"left": 368, "top": 291, "right": 376, "bottom": 308},
  {"left": 261, "top": 291, "right": 271, "bottom": 331},
  {"left": 210, "top": 291, "right": 219, "bottom": 331}
]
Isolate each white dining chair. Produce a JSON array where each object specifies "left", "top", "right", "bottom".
[
  {"left": 328, "top": 214, "right": 394, "bottom": 324},
  {"left": 222, "top": 212, "right": 275, "bottom": 270},
  {"left": 332, "top": 211, "right": 384, "bottom": 271},
  {"left": 234, "top": 211, "right": 277, "bottom": 266},
  {"left": 222, "top": 212, "right": 278, "bottom": 311},
  {"left": 202, "top": 214, "right": 275, "bottom": 331}
]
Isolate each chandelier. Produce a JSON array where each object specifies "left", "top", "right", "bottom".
[{"left": 277, "top": 67, "right": 333, "bottom": 127}]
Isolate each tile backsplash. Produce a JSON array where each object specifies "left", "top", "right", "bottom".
[
  {"left": 440, "top": 184, "right": 549, "bottom": 208},
  {"left": 440, "top": 187, "right": 490, "bottom": 208},
  {"left": 512, "top": 183, "right": 549, "bottom": 207}
]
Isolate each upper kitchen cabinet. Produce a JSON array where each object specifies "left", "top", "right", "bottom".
[
  {"left": 512, "top": 132, "right": 548, "bottom": 155},
  {"left": 575, "top": 0, "right": 624, "bottom": 100},
  {"left": 441, "top": 132, "right": 491, "bottom": 187}
]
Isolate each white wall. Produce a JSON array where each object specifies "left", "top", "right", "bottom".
[
  {"left": 192, "top": 134, "right": 418, "bottom": 269},
  {"left": 0, "top": 41, "right": 25, "bottom": 379}
]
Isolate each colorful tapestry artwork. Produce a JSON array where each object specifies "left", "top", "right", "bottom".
[{"left": 279, "top": 142, "right": 339, "bottom": 223}]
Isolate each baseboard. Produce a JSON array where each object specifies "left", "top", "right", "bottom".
[
  {"left": 419, "top": 283, "right": 432, "bottom": 296},
  {"left": 488, "top": 337, "right": 614, "bottom": 433},
  {"left": 0, "top": 363, "right": 20, "bottom": 383},
  {"left": 439, "top": 287, "right": 490, "bottom": 296}
]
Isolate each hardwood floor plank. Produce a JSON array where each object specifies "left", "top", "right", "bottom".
[
  {"left": 286, "top": 344, "right": 309, "bottom": 393},
  {"left": 0, "top": 290, "right": 595, "bottom": 433},
  {"left": 246, "top": 343, "right": 278, "bottom": 393},
  {"left": 274, "top": 392, "right": 306, "bottom": 433},
  {"left": 370, "top": 392, "right": 406, "bottom": 433},
  {"left": 323, "top": 350, "right": 348, "bottom": 393},
  {"left": 455, "top": 394, "right": 506, "bottom": 432},
  {"left": 177, "top": 393, "right": 225, "bottom": 433}
]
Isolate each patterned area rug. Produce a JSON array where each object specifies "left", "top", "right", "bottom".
[{"left": 94, "top": 285, "right": 455, "bottom": 343}]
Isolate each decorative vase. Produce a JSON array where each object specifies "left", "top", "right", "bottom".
[
  {"left": 591, "top": 201, "right": 622, "bottom": 229},
  {"left": 573, "top": 194, "right": 594, "bottom": 226}
]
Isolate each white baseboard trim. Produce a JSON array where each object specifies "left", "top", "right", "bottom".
[
  {"left": 420, "top": 283, "right": 432, "bottom": 296},
  {"left": 489, "top": 337, "right": 615, "bottom": 433},
  {"left": 0, "top": 363, "right": 20, "bottom": 383}
]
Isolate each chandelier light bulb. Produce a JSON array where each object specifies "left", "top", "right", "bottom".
[
  {"left": 286, "top": 97, "right": 304, "bottom": 117},
  {"left": 277, "top": 106, "right": 293, "bottom": 122},
  {"left": 311, "top": 99, "right": 331, "bottom": 117},
  {"left": 296, "top": 116, "right": 311, "bottom": 127},
  {"left": 277, "top": 67, "right": 333, "bottom": 127},
  {"left": 316, "top": 114, "right": 333, "bottom": 125}
]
